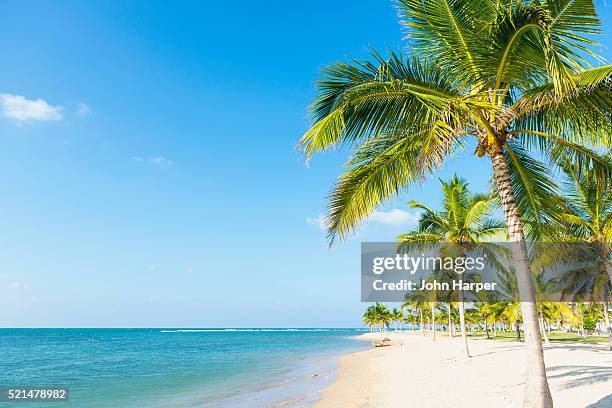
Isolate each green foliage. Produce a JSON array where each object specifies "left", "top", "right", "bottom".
[
  {"left": 583, "top": 311, "right": 597, "bottom": 331},
  {"left": 398, "top": 175, "right": 505, "bottom": 250},
  {"left": 363, "top": 302, "right": 394, "bottom": 331},
  {"left": 298, "top": 0, "right": 611, "bottom": 244}
]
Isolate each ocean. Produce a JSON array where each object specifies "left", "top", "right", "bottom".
[{"left": 0, "top": 328, "right": 369, "bottom": 407}]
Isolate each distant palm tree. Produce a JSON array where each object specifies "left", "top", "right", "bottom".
[
  {"left": 391, "top": 308, "right": 403, "bottom": 332},
  {"left": 474, "top": 289, "right": 503, "bottom": 339},
  {"left": 398, "top": 176, "right": 504, "bottom": 357},
  {"left": 402, "top": 298, "right": 427, "bottom": 336},
  {"left": 299, "top": 1, "right": 611, "bottom": 405},
  {"left": 557, "top": 164, "right": 612, "bottom": 350},
  {"left": 438, "top": 303, "right": 456, "bottom": 338},
  {"left": 497, "top": 267, "right": 524, "bottom": 341},
  {"left": 363, "top": 302, "right": 393, "bottom": 334},
  {"left": 404, "top": 281, "right": 439, "bottom": 340},
  {"left": 363, "top": 305, "right": 377, "bottom": 333}
]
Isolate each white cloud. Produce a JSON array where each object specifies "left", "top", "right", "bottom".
[
  {"left": 133, "top": 156, "right": 175, "bottom": 170},
  {"left": 11, "top": 281, "right": 21, "bottom": 288},
  {"left": 368, "top": 209, "right": 419, "bottom": 227},
  {"left": 306, "top": 214, "right": 327, "bottom": 231},
  {"left": 0, "top": 93, "right": 63, "bottom": 123},
  {"left": 150, "top": 156, "right": 174, "bottom": 170},
  {"left": 76, "top": 102, "right": 91, "bottom": 116},
  {"left": 306, "top": 208, "right": 419, "bottom": 235}
]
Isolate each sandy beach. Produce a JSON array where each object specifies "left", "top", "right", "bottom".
[{"left": 315, "top": 332, "right": 612, "bottom": 408}]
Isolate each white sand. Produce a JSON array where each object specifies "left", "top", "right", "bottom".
[{"left": 315, "top": 332, "right": 612, "bottom": 408}]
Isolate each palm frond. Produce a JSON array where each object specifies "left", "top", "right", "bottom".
[
  {"left": 511, "top": 65, "right": 612, "bottom": 148},
  {"left": 299, "top": 52, "right": 463, "bottom": 160},
  {"left": 325, "top": 132, "right": 431, "bottom": 243},
  {"left": 395, "top": 0, "right": 496, "bottom": 86},
  {"left": 501, "top": 141, "right": 563, "bottom": 242}
]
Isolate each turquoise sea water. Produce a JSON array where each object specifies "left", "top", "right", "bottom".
[{"left": 0, "top": 329, "right": 369, "bottom": 407}]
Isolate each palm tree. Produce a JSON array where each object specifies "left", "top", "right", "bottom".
[
  {"left": 438, "top": 303, "right": 455, "bottom": 338},
  {"left": 401, "top": 307, "right": 417, "bottom": 331},
  {"left": 363, "top": 305, "right": 377, "bottom": 333},
  {"left": 364, "top": 302, "right": 393, "bottom": 333},
  {"left": 391, "top": 307, "right": 403, "bottom": 332},
  {"left": 402, "top": 298, "right": 427, "bottom": 336},
  {"left": 558, "top": 164, "right": 612, "bottom": 349},
  {"left": 404, "top": 279, "right": 440, "bottom": 340},
  {"left": 298, "top": 1, "right": 610, "bottom": 404},
  {"left": 398, "top": 176, "right": 504, "bottom": 357},
  {"left": 474, "top": 289, "right": 503, "bottom": 339}
]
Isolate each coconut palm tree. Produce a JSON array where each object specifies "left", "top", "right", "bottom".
[
  {"left": 364, "top": 302, "right": 393, "bottom": 333},
  {"left": 363, "top": 305, "right": 377, "bottom": 333},
  {"left": 438, "top": 303, "right": 456, "bottom": 338},
  {"left": 397, "top": 176, "right": 504, "bottom": 357},
  {"left": 474, "top": 289, "right": 503, "bottom": 339},
  {"left": 404, "top": 279, "right": 440, "bottom": 340},
  {"left": 402, "top": 298, "right": 427, "bottom": 336},
  {"left": 391, "top": 307, "right": 403, "bottom": 332},
  {"left": 298, "top": 1, "right": 611, "bottom": 403},
  {"left": 557, "top": 164, "right": 612, "bottom": 349}
]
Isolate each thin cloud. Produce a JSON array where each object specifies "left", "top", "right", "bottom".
[
  {"left": 368, "top": 209, "right": 419, "bottom": 227},
  {"left": 76, "top": 102, "right": 91, "bottom": 117},
  {"left": 150, "top": 156, "right": 174, "bottom": 169},
  {"left": 133, "top": 156, "right": 175, "bottom": 170},
  {"left": 0, "top": 93, "right": 63, "bottom": 123},
  {"left": 307, "top": 208, "right": 419, "bottom": 233},
  {"left": 306, "top": 214, "right": 327, "bottom": 231}
]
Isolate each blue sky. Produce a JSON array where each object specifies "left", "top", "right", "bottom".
[{"left": 0, "top": 1, "right": 609, "bottom": 327}]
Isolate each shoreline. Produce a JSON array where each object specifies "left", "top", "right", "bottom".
[{"left": 315, "top": 332, "right": 612, "bottom": 408}]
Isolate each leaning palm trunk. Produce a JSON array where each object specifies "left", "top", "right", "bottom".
[
  {"left": 458, "top": 290, "right": 470, "bottom": 358},
  {"left": 490, "top": 149, "right": 553, "bottom": 407}
]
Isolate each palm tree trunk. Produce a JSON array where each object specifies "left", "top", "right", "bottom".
[
  {"left": 540, "top": 313, "right": 550, "bottom": 344},
  {"left": 490, "top": 148, "right": 552, "bottom": 408},
  {"left": 431, "top": 304, "right": 436, "bottom": 341},
  {"left": 420, "top": 310, "right": 425, "bottom": 336},
  {"left": 447, "top": 303, "right": 454, "bottom": 339},
  {"left": 516, "top": 320, "right": 521, "bottom": 342},
  {"left": 458, "top": 290, "right": 470, "bottom": 357}
]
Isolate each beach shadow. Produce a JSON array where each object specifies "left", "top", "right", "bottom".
[
  {"left": 585, "top": 393, "right": 612, "bottom": 408},
  {"left": 546, "top": 365, "right": 612, "bottom": 389},
  {"left": 544, "top": 343, "right": 607, "bottom": 353},
  {"left": 470, "top": 345, "right": 524, "bottom": 357}
]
